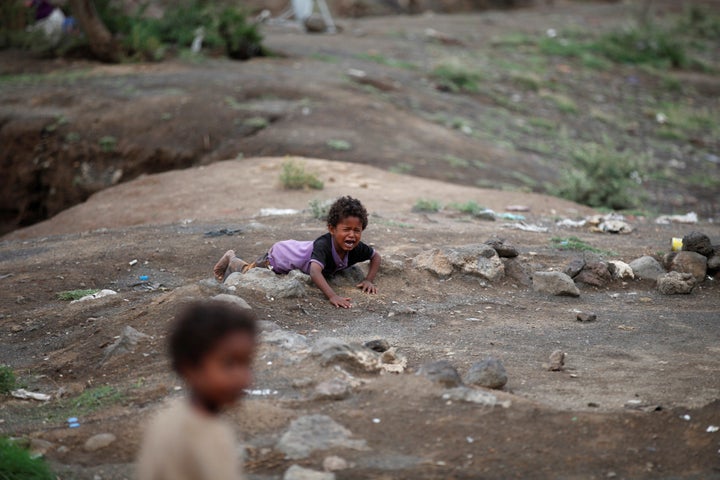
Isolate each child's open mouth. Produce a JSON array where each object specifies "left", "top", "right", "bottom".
[{"left": 343, "top": 240, "right": 356, "bottom": 249}]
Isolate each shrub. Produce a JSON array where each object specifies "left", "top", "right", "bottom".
[
  {"left": 413, "top": 199, "right": 442, "bottom": 213},
  {"left": 551, "top": 237, "right": 609, "bottom": 255},
  {"left": 553, "top": 139, "right": 645, "bottom": 210},
  {"left": 308, "top": 198, "right": 334, "bottom": 221},
  {"left": 326, "top": 139, "right": 352, "bottom": 151},
  {"left": 218, "top": 7, "right": 263, "bottom": 60},
  {"left": 57, "top": 289, "right": 99, "bottom": 301},
  {"left": 280, "top": 161, "right": 324, "bottom": 190},
  {"left": 0, "top": 438, "right": 54, "bottom": 480},
  {"left": 0, "top": 365, "right": 15, "bottom": 395},
  {"left": 431, "top": 63, "right": 482, "bottom": 93},
  {"left": 596, "top": 28, "right": 687, "bottom": 68},
  {"left": 448, "top": 200, "right": 486, "bottom": 216}
]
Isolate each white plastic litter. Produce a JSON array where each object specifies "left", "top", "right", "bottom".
[
  {"left": 556, "top": 218, "right": 586, "bottom": 228},
  {"left": 11, "top": 389, "right": 51, "bottom": 401},
  {"left": 245, "top": 389, "right": 279, "bottom": 396},
  {"left": 656, "top": 212, "right": 698, "bottom": 224},
  {"left": 502, "top": 222, "right": 548, "bottom": 233},
  {"left": 707, "top": 425, "right": 719, "bottom": 433},
  {"left": 71, "top": 289, "right": 117, "bottom": 304},
  {"left": 258, "top": 208, "right": 299, "bottom": 217}
]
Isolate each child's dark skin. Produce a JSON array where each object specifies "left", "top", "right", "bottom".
[
  {"left": 181, "top": 332, "right": 256, "bottom": 414},
  {"left": 309, "top": 215, "right": 381, "bottom": 309}
]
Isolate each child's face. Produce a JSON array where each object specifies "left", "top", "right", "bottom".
[
  {"left": 329, "top": 216, "right": 364, "bottom": 253},
  {"left": 184, "top": 331, "right": 256, "bottom": 411}
]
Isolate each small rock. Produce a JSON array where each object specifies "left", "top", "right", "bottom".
[
  {"left": 465, "top": 358, "right": 508, "bottom": 389},
  {"left": 323, "top": 456, "right": 349, "bottom": 472},
  {"left": 303, "top": 14, "right": 328, "bottom": 33},
  {"left": 84, "top": 433, "right": 117, "bottom": 452},
  {"left": 277, "top": 415, "right": 367, "bottom": 460},
  {"left": 657, "top": 272, "right": 696, "bottom": 295},
  {"left": 607, "top": 260, "right": 634, "bottom": 279},
  {"left": 284, "top": 465, "right": 335, "bottom": 480},
  {"left": 416, "top": 360, "right": 462, "bottom": 388},
  {"left": 628, "top": 256, "right": 665, "bottom": 281},
  {"left": 484, "top": 238, "right": 519, "bottom": 258},
  {"left": 261, "top": 330, "right": 309, "bottom": 352},
  {"left": 563, "top": 258, "right": 586, "bottom": 279},
  {"left": 502, "top": 258, "right": 532, "bottom": 286},
  {"left": 311, "top": 338, "right": 381, "bottom": 373},
  {"left": 708, "top": 249, "right": 720, "bottom": 272},
  {"left": 574, "top": 261, "right": 612, "bottom": 287},
  {"left": 662, "top": 252, "right": 677, "bottom": 271},
  {"left": 669, "top": 251, "right": 707, "bottom": 283},
  {"left": 103, "top": 326, "right": 149, "bottom": 361},
  {"left": 682, "top": 231, "right": 714, "bottom": 257},
  {"left": 547, "top": 350, "right": 565, "bottom": 371},
  {"left": 364, "top": 339, "right": 390, "bottom": 352},
  {"left": 533, "top": 271, "right": 580, "bottom": 297},
  {"left": 598, "top": 220, "right": 633, "bottom": 234},
  {"left": 314, "top": 378, "right": 352, "bottom": 401},
  {"left": 211, "top": 293, "right": 251, "bottom": 310},
  {"left": 576, "top": 312, "right": 597, "bottom": 323},
  {"left": 30, "top": 438, "right": 54, "bottom": 456}
]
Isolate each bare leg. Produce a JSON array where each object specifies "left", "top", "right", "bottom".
[{"left": 214, "top": 250, "right": 250, "bottom": 282}]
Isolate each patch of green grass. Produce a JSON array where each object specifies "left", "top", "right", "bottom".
[
  {"left": 389, "top": 163, "right": 414, "bottom": 174},
  {"left": 448, "top": 200, "right": 486, "bottom": 216},
  {"left": 0, "top": 365, "right": 15, "bottom": 395},
  {"left": 527, "top": 117, "right": 556, "bottom": 131},
  {"left": 98, "top": 136, "right": 117, "bottom": 153},
  {"left": 326, "top": 139, "right": 352, "bottom": 151},
  {"left": 356, "top": 53, "right": 417, "bottom": 70},
  {"left": 242, "top": 116, "right": 269, "bottom": 129},
  {"left": 431, "top": 62, "right": 483, "bottom": 93},
  {"left": 310, "top": 53, "right": 340, "bottom": 63},
  {"left": 57, "top": 289, "right": 99, "bottom": 301},
  {"left": 279, "top": 160, "right": 324, "bottom": 190},
  {"left": 491, "top": 33, "right": 535, "bottom": 48},
  {"left": 308, "top": 198, "right": 334, "bottom": 221},
  {"left": 62, "top": 385, "right": 122, "bottom": 414},
  {"left": 375, "top": 218, "right": 414, "bottom": 229},
  {"left": 551, "top": 236, "right": 613, "bottom": 255},
  {"left": 412, "top": 199, "right": 442, "bottom": 213},
  {"left": 508, "top": 72, "right": 543, "bottom": 92},
  {"left": 442, "top": 154, "right": 470, "bottom": 168},
  {"left": 65, "top": 132, "right": 81, "bottom": 143},
  {"left": 0, "top": 437, "right": 54, "bottom": 480},
  {"left": 540, "top": 91, "right": 578, "bottom": 114}
]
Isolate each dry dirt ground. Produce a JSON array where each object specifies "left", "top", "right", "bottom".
[{"left": 1, "top": 157, "right": 719, "bottom": 479}]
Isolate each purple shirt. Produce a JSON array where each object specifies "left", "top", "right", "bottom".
[{"left": 268, "top": 235, "right": 375, "bottom": 276}]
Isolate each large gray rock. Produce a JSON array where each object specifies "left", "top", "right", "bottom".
[
  {"left": 574, "top": 261, "right": 612, "bottom": 288},
  {"left": 211, "top": 293, "right": 251, "bottom": 310},
  {"left": 503, "top": 258, "right": 532, "bottom": 286},
  {"left": 103, "top": 326, "right": 148, "bottom": 361},
  {"left": 285, "top": 465, "right": 335, "bottom": 480},
  {"left": 277, "top": 415, "right": 367, "bottom": 460},
  {"left": 532, "top": 272, "right": 580, "bottom": 297},
  {"left": 563, "top": 257, "right": 586, "bottom": 279},
  {"left": 629, "top": 256, "right": 665, "bottom": 281},
  {"left": 84, "top": 433, "right": 116, "bottom": 452},
  {"left": 261, "top": 329, "right": 309, "bottom": 352},
  {"left": 413, "top": 244, "right": 504, "bottom": 281},
  {"left": 416, "top": 360, "right": 462, "bottom": 388},
  {"left": 225, "top": 269, "right": 307, "bottom": 298},
  {"left": 657, "top": 272, "right": 696, "bottom": 295},
  {"left": 314, "top": 378, "right": 352, "bottom": 401},
  {"left": 682, "top": 231, "right": 714, "bottom": 257},
  {"left": 484, "top": 238, "right": 519, "bottom": 258},
  {"left": 311, "top": 338, "right": 381, "bottom": 373},
  {"left": 465, "top": 358, "right": 508, "bottom": 389},
  {"left": 669, "top": 251, "right": 707, "bottom": 283}
]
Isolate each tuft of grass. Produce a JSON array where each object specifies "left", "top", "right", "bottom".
[
  {"left": 448, "top": 200, "right": 486, "bottom": 216},
  {"left": 62, "top": 385, "right": 123, "bottom": 415},
  {"left": 389, "top": 163, "right": 414, "bottom": 174},
  {"left": 540, "top": 91, "right": 578, "bottom": 114},
  {"left": 356, "top": 53, "right": 417, "bottom": 70},
  {"left": 279, "top": 160, "right": 324, "bottom": 190},
  {"left": 242, "top": 117, "right": 269, "bottom": 129},
  {"left": 308, "top": 198, "right": 334, "bottom": 221},
  {"left": 98, "top": 136, "right": 117, "bottom": 153},
  {"left": 551, "top": 236, "right": 613, "bottom": 255},
  {"left": 442, "top": 154, "right": 470, "bottom": 168},
  {"left": 0, "top": 365, "right": 16, "bottom": 395},
  {"left": 0, "top": 437, "right": 54, "bottom": 480},
  {"left": 57, "top": 289, "right": 99, "bottom": 301},
  {"left": 412, "top": 199, "right": 442, "bottom": 213},
  {"left": 431, "top": 62, "right": 483, "bottom": 93},
  {"left": 326, "top": 139, "right": 352, "bottom": 151}
]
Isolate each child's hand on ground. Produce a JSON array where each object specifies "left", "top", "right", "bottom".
[
  {"left": 329, "top": 295, "right": 353, "bottom": 309},
  {"left": 356, "top": 280, "right": 377, "bottom": 294}
]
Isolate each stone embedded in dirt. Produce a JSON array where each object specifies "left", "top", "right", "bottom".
[
  {"left": 261, "top": 329, "right": 309, "bottom": 352},
  {"left": 465, "top": 358, "right": 508, "bottom": 390},
  {"left": 532, "top": 272, "right": 580, "bottom": 297},
  {"left": 576, "top": 312, "right": 597, "bottom": 323},
  {"left": 657, "top": 272, "right": 696, "bottom": 295},
  {"left": 574, "top": 261, "right": 612, "bottom": 288},
  {"left": 388, "top": 303, "right": 418, "bottom": 317},
  {"left": 323, "top": 455, "right": 349, "bottom": 472},
  {"left": 226, "top": 269, "right": 307, "bottom": 298},
  {"left": 364, "top": 339, "right": 390, "bottom": 353},
  {"left": 416, "top": 360, "right": 463, "bottom": 388},
  {"left": 330, "top": 266, "right": 365, "bottom": 285},
  {"left": 628, "top": 256, "right": 665, "bottom": 281},
  {"left": 284, "top": 465, "right": 335, "bottom": 480},
  {"left": 441, "top": 387, "right": 510, "bottom": 408},
  {"left": 30, "top": 438, "right": 54, "bottom": 456},
  {"left": 311, "top": 338, "right": 405, "bottom": 374},
  {"left": 84, "top": 433, "right": 117, "bottom": 452},
  {"left": 103, "top": 325, "right": 149, "bottom": 361},
  {"left": 304, "top": 14, "right": 328, "bottom": 33},
  {"left": 682, "top": 231, "right": 714, "bottom": 257},
  {"left": 598, "top": 219, "right": 633, "bottom": 234},
  {"left": 413, "top": 244, "right": 504, "bottom": 281},
  {"left": 607, "top": 260, "right": 634, "bottom": 279},
  {"left": 259, "top": 320, "right": 281, "bottom": 332},
  {"left": 276, "top": 414, "right": 367, "bottom": 460},
  {"left": 484, "top": 238, "right": 519, "bottom": 258},
  {"left": 563, "top": 258, "right": 586, "bottom": 279},
  {"left": 503, "top": 258, "right": 532, "bottom": 286},
  {"left": 708, "top": 248, "right": 720, "bottom": 272},
  {"left": 547, "top": 350, "right": 565, "bottom": 371},
  {"left": 379, "top": 349, "right": 408, "bottom": 374},
  {"left": 669, "top": 251, "right": 707, "bottom": 283},
  {"left": 211, "top": 293, "right": 252, "bottom": 310},
  {"left": 662, "top": 252, "right": 677, "bottom": 271},
  {"left": 314, "top": 378, "right": 352, "bottom": 401}
]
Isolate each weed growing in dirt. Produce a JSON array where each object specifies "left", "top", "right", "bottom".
[
  {"left": 280, "top": 161, "right": 324, "bottom": 190},
  {"left": 553, "top": 138, "right": 645, "bottom": 210},
  {"left": 242, "top": 117, "right": 270, "bottom": 129},
  {"left": 356, "top": 53, "right": 417, "bottom": 70},
  {"left": 56, "top": 289, "right": 99, "bottom": 301},
  {"left": 308, "top": 198, "right": 335, "bottom": 221},
  {"left": 540, "top": 91, "right": 578, "bottom": 114},
  {"left": 326, "top": 139, "right": 352, "bottom": 151},
  {"left": 442, "top": 155, "right": 471, "bottom": 168},
  {"left": 98, "top": 136, "right": 117, "bottom": 153},
  {"left": 431, "top": 63, "right": 482, "bottom": 93},
  {"left": 0, "top": 365, "right": 16, "bottom": 395},
  {"left": 448, "top": 200, "right": 486, "bottom": 216},
  {"left": 389, "top": 163, "right": 414, "bottom": 174},
  {"left": 0, "top": 437, "right": 54, "bottom": 480},
  {"left": 413, "top": 199, "right": 442, "bottom": 213},
  {"left": 551, "top": 237, "right": 613, "bottom": 255}
]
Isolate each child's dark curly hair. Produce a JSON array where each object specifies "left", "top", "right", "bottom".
[
  {"left": 326, "top": 196, "right": 369, "bottom": 230},
  {"left": 169, "top": 300, "right": 257, "bottom": 374}
]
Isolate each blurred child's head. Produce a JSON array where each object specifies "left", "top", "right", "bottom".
[
  {"left": 169, "top": 300, "right": 257, "bottom": 412},
  {"left": 326, "top": 196, "right": 369, "bottom": 254}
]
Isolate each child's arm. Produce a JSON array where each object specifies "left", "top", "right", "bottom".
[
  {"left": 309, "top": 262, "right": 352, "bottom": 309},
  {"left": 357, "top": 252, "right": 381, "bottom": 294}
]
